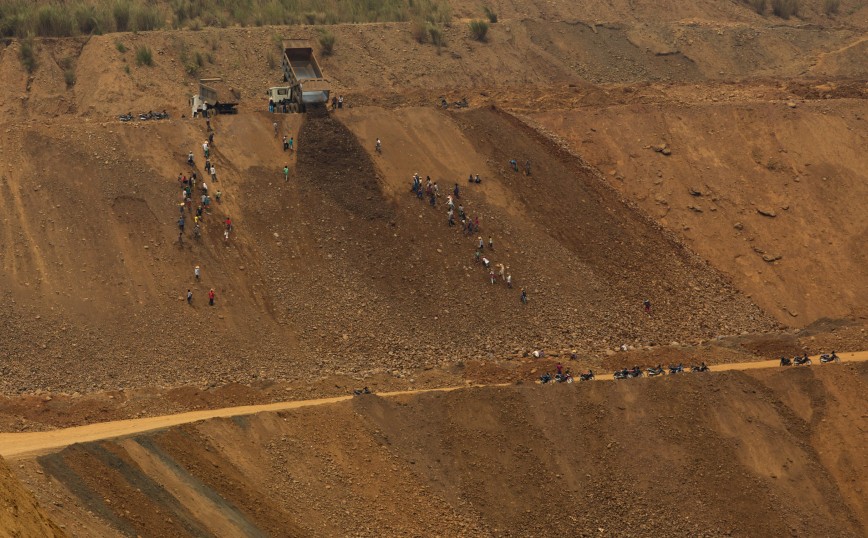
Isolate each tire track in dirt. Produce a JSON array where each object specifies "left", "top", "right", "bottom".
[{"left": 1, "top": 352, "right": 865, "bottom": 459}]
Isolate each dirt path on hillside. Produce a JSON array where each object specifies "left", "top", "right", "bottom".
[{"left": 2, "top": 352, "right": 865, "bottom": 460}]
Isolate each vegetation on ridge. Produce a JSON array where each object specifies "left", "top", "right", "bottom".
[{"left": 0, "top": 0, "right": 452, "bottom": 38}]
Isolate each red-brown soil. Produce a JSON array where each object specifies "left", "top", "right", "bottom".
[
  {"left": 0, "top": 2, "right": 866, "bottom": 534},
  {"left": 9, "top": 361, "right": 866, "bottom": 537}
]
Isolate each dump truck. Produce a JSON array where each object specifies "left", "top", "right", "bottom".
[
  {"left": 190, "top": 78, "right": 240, "bottom": 117},
  {"left": 273, "top": 40, "right": 330, "bottom": 112}
]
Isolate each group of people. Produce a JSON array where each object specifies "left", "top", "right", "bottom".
[
  {"left": 408, "top": 170, "right": 529, "bottom": 305},
  {"left": 276, "top": 122, "right": 295, "bottom": 181},
  {"left": 179, "top": 137, "right": 229, "bottom": 244},
  {"left": 508, "top": 158, "right": 532, "bottom": 175},
  {"left": 177, "top": 118, "right": 240, "bottom": 307}
]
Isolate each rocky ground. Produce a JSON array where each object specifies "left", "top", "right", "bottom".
[{"left": 8, "top": 361, "right": 866, "bottom": 537}]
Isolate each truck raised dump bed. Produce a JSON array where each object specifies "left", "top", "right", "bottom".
[
  {"left": 273, "top": 40, "right": 330, "bottom": 112},
  {"left": 191, "top": 78, "right": 240, "bottom": 116}
]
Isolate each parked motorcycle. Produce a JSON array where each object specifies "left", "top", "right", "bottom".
[
  {"left": 647, "top": 365, "right": 665, "bottom": 377},
  {"left": 820, "top": 352, "right": 840, "bottom": 364}
]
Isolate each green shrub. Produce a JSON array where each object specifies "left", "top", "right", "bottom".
[
  {"left": 483, "top": 6, "right": 498, "bottom": 23},
  {"left": 411, "top": 0, "right": 452, "bottom": 25},
  {"left": 469, "top": 19, "right": 488, "bottom": 41},
  {"left": 771, "top": 0, "right": 799, "bottom": 18},
  {"left": 429, "top": 24, "right": 444, "bottom": 49},
  {"left": 19, "top": 37, "right": 37, "bottom": 73},
  {"left": 130, "top": 5, "right": 163, "bottom": 31},
  {"left": 64, "top": 68, "right": 76, "bottom": 87},
  {"left": 411, "top": 19, "right": 428, "bottom": 43},
  {"left": 115, "top": 40, "right": 127, "bottom": 53},
  {"left": 113, "top": 2, "right": 130, "bottom": 31},
  {"left": 34, "top": 4, "right": 76, "bottom": 37},
  {"left": 135, "top": 45, "right": 153, "bottom": 66},
  {"left": 183, "top": 49, "right": 205, "bottom": 74},
  {"left": 318, "top": 30, "right": 335, "bottom": 56},
  {"left": 74, "top": 4, "right": 110, "bottom": 35},
  {"left": 823, "top": 0, "right": 840, "bottom": 15}
]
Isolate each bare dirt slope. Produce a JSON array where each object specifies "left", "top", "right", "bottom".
[
  {"left": 532, "top": 91, "right": 868, "bottom": 325},
  {"left": 0, "top": 101, "right": 786, "bottom": 395},
  {"left": 11, "top": 362, "right": 867, "bottom": 537},
  {"left": 0, "top": 456, "right": 65, "bottom": 537},
  {"left": 0, "top": 17, "right": 864, "bottom": 396}
]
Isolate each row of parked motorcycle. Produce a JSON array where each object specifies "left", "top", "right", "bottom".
[
  {"left": 540, "top": 352, "right": 842, "bottom": 384},
  {"left": 613, "top": 362, "right": 709, "bottom": 380},
  {"left": 119, "top": 111, "right": 170, "bottom": 122},
  {"left": 538, "top": 362, "right": 710, "bottom": 384},
  {"left": 780, "top": 352, "right": 839, "bottom": 366}
]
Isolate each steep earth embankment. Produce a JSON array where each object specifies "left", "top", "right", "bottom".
[
  {"left": 10, "top": 361, "right": 867, "bottom": 537},
  {"left": 0, "top": 4, "right": 864, "bottom": 395},
  {"left": 532, "top": 94, "right": 868, "bottom": 325},
  {"left": 0, "top": 456, "right": 65, "bottom": 537},
  {"left": 0, "top": 104, "right": 781, "bottom": 395}
]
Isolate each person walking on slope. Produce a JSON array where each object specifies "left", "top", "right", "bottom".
[
  {"left": 208, "top": 288, "right": 215, "bottom": 306},
  {"left": 490, "top": 269, "right": 496, "bottom": 285},
  {"left": 644, "top": 299, "right": 652, "bottom": 316},
  {"left": 283, "top": 164, "right": 289, "bottom": 182},
  {"left": 506, "top": 273, "right": 512, "bottom": 289},
  {"left": 283, "top": 135, "right": 289, "bottom": 151},
  {"left": 289, "top": 137, "right": 294, "bottom": 152},
  {"left": 194, "top": 265, "right": 201, "bottom": 281},
  {"left": 478, "top": 236, "right": 484, "bottom": 251},
  {"left": 210, "top": 165, "right": 217, "bottom": 182},
  {"left": 520, "top": 288, "right": 528, "bottom": 304},
  {"left": 187, "top": 289, "right": 193, "bottom": 304}
]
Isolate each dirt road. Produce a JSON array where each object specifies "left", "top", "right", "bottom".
[{"left": 2, "top": 352, "right": 865, "bottom": 460}]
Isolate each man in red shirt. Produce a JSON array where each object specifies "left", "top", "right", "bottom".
[{"left": 208, "top": 289, "right": 215, "bottom": 306}]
